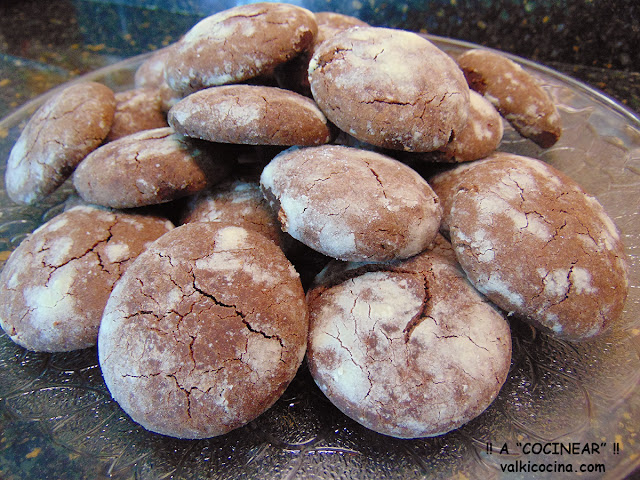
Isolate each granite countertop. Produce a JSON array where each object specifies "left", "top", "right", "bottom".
[{"left": 0, "top": 0, "right": 639, "bottom": 121}]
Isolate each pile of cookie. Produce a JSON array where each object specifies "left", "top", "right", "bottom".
[{"left": 0, "top": 2, "right": 628, "bottom": 441}]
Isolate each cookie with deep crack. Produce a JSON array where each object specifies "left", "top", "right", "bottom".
[
  {"left": 457, "top": 48, "right": 562, "bottom": 148},
  {"left": 98, "top": 222, "right": 309, "bottom": 439},
  {"left": 164, "top": 3, "right": 317, "bottom": 97},
  {"left": 105, "top": 87, "right": 168, "bottom": 142},
  {"left": 0, "top": 205, "right": 174, "bottom": 352},
  {"left": 5, "top": 81, "right": 116, "bottom": 204},
  {"left": 308, "top": 26, "right": 470, "bottom": 152},
  {"left": 168, "top": 85, "right": 331, "bottom": 146},
  {"left": 430, "top": 152, "right": 628, "bottom": 341},
  {"left": 306, "top": 236, "right": 512, "bottom": 438},
  {"left": 260, "top": 145, "right": 442, "bottom": 262},
  {"left": 73, "top": 127, "right": 232, "bottom": 209}
]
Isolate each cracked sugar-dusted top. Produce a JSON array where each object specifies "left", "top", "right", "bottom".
[
  {"left": 308, "top": 26, "right": 469, "bottom": 152},
  {"left": 306, "top": 236, "right": 512, "bottom": 438},
  {"left": 168, "top": 84, "right": 331, "bottom": 146},
  {"left": 260, "top": 145, "right": 442, "bottom": 262},
  {"left": 5, "top": 81, "right": 116, "bottom": 205},
  {"left": 106, "top": 87, "right": 168, "bottom": 142},
  {"left": 180, "top": 178, "right": 288, "bottom": 249},
  {"left": 457, "top": 48, "right": 562, "bottom": 148},
  {"left": 73, "top": 127, "right": 232, "bottom": 209},
  {"left": 431, "top": 152, "right": 628, "bottom": 341},
  {"left": 164, "top": 2, "right": 317, "bottom": 96},
  {"left": 0, "top": 205, "right": 173, "bottom": 352},
  {"left": 98, "top": 222, "right": 309, "bottom": 439}
]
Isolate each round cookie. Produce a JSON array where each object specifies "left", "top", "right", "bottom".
[
  {"left": 308, "top": 27, "right": 469, "bottom": 152},
  {"left": 260, "top": 145, "right": 442, "bottom": 262},
  {"left": 168, "top": 85, "right": 331, "bottom": 146},
  {"left": 0, "top": 206, "right": 174, "bottom": 352},
  {"left": 306, "top": 236, "right": 512, "bottom": 438},
  {"left": 5, "top": 81, "right": 116, "bottom": 204},
  {"left": 180, "top": 178, "right": 288, "bottom": 249},
  {"left": 106, "top": 87, "right": 168, "bottom": 142},
  {"left": 73, "top": 127, "right": 231, "bottom": 209},
  {"left": 432, "top": 152, "right": 628, "bottom": 341},
  {"left": 457, "top": 49, "right": 562, "bottom": 148},
  {"left": 98, "top": 222, "right": 309, "bottom": 439},
  {"left": 164, "top": 3, "right": 317, "bottom": 97}
]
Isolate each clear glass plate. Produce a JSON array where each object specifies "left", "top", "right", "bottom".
[{"left": 0, "top": 36, "right": 639, "bottom": 480}]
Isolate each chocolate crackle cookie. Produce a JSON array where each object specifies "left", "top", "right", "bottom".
[
  {"left": 180, "top": 178, "right": 288, "bottom": 249},
  {"left": 260, "top": 145, "right": 442, "bottom": 262},
  {"left": 306, "top": 236, "right": 512, "bottom": 438},
  {"left": 457, "top": 49, "right": 562, "bottom": 148},
  {"left": 164, "top": 2, "right": 317, "bottom": 97},
  {"left": 73, "top": 127, "right": 231, "bottom": 209},
  {"left": 168, "top": 85, "right": 331, "bottom": 146},
  {"left": 5, "top": 81, "right": 116, "bottom": 204},
  {"left": 98, "top": 222, "right": 309, "bottom": 439},
  {"left": 0, "top": 206, "right": 173, "bottom": 352},
  {"left": 308, "top": 26, "right": 469, "bottom": 152},
  {"left": 430, "top": 152, "right": 628, "bottom": 341},
  {"left": 106, "top": 88, "right": 168, "bottom": 142}
]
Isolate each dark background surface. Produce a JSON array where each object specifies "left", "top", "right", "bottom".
[{"left": 0, "top": 0, "right": 638, "bottom": 118}]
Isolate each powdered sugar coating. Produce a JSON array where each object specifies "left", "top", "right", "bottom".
[
  {"left": 98, "top": 222, "right": 308, "bottom": 439},
  {"left": 260, "top": 145, "right": 442, "bottom": 261},
  {"left": 432, "top": 152, "right": 628, "bottom": 340},
  {"left": 181, "top": 179, "right": 287, "bottom": 248},
  {"left": 134, "top": 46, "right": 175, "bottom": 90},
  {"left": 5, "top": 82, "right": 116, "bottom": 204},
  {"left": 307, "top": 238, "right": 511, "bottom": 438},
  {"left": 106, "top": 87, "right": 168, "bottom": 141},
  {"left": 274, "top": 11, "right": 369, "bottom": 95},
  {"left": 164, "top": 3, "right": 317, "bottom": 96},
  {"left": 457, "top": 49, "right": 562, "bottom": 148},
  {"left": 0, "top": 206, "right": 173, "bottom": 352},
  {"left": 73, "top": 127, "right": 231, "bottom": 208},
  {"left": 395, "top": 90, "right": 504, "bottom": 164},
  {"left": 439, "top": 90, "right": 503, "bottom": 162},
  {"left": 308, "top": 27, "right": 469, "bottom": 152},
  {"left": 168, "top": 85, "right": 331, "bottom": 146}
]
